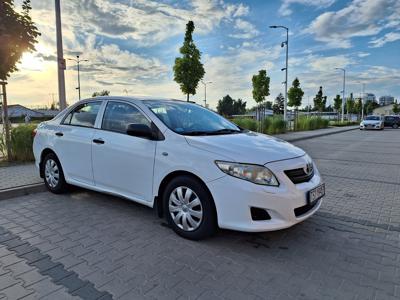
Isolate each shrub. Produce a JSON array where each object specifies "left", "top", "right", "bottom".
[
  {"left": 329, "top": 120, "right": 358, "bottom": 127},
  {"left": 295, "top": 116, "right": 329, "bottom": 131},
  {"left": 10, "top": 124, "right": 37, "bottom": 161},
  {"left": 0, "top": 132, "right": 6, "bottom": 158},
  {"left": 263, "top": 116, "right": 287, "bottom": 134},
  {"left": 232, "top": 118, "right": 258, "bottom": 131}
]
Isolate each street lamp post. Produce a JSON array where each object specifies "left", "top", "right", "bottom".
[
  {"left": 68, "top": 55, "right": 88, "bottom": 101},
  {"left": 55, "top": 0, "right": 67, "bottom": 110},
  {"left": 270, "top": 25, "right": 289, "bottom": 122},
  {"left": 361, "top": 83, "right": 365, "bottom": 120},
  {"left": 335, "top": 68, "right": 346, "bottom": 122},
  {"left": 201, "top": 81, "right": 212, "bottom": 107}
]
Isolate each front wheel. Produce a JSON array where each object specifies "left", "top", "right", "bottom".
[
  {"left": 163, "top": 176, "right": 217, "bottom": 240},
  {"left": 42, "top": 153, "right": 68, "bottom": 194}
]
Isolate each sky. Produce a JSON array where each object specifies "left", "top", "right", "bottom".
[{"left": 8, "top": 0, "right": 400, "bottom": 109}]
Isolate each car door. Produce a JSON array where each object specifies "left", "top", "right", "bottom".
[
  {"left": 91, "top": 101, "right": 157, "bottom": 203},
  {"left": 54, "top": 101, "right": 102, "bottom": 185}
]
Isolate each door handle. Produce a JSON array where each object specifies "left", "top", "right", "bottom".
[
  {"left": 93, "top": 138, "right": 105, "bottom": 144},
  {"left": 55, "top": 132, "right": 63, "bottom": 137}
]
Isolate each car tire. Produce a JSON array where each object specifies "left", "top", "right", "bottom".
[
  {"left": 163, "top": 176, "right": 217, "bottom": 240},
  {"left": 393, "top": 124, "right": 399, "bottom": 129},
  {"left": 42, "top": 153, "right": 68, "bottom": 194}
]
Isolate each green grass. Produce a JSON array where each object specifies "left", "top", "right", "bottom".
[
  {"left": 295, "top": 116, "right": 329, "bottom": 131},
  {"left": 232, "top": 116, "right": 287, "bottom": 134},
  {"left": 232, "top": 118, "right": 258, "bottom": 131},
  {"left": 10, "top": 124, "right": 37, "bottom": 161},
  {"left": 329, "top": 120, "right": 359, "bottom": 127}
]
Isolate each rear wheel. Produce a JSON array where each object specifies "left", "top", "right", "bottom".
[
  {"left": 163, "top": 176, "right": 217, "bottom": 240},
  {"left": 393, "top": 124, "right": 398, "bottom": 129},
  {"left": 42, "top": 153, "right": 68, "bottom": 194}
]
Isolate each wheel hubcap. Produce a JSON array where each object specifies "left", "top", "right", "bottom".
[
  {"left": 44, "top": 159, "right": 59, "bottom": 188},
  {"left": 168, "top": 186, "right": 203, "bottom": 232}
]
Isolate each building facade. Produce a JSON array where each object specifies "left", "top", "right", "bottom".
[{"left": 378, "top": 95, "right": 395, "bottom": 106}]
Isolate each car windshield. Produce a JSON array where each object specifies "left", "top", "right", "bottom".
[
  {"left": 145, "top": 100, "right": 242, "bottom": 135},
  {"left": 365, "top": 116, "right": 380, "bottom": 120}
]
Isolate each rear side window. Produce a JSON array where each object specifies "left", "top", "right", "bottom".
[
  {"left": 102, "top": 101, "right": 150, "bottom": 134},
  {"left": 63, "top": 102, "right": 101, "bottom": 128}
]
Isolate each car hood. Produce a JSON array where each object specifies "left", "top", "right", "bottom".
[{"left": 185, "top": 131, "right": 305, "bottom": 165}]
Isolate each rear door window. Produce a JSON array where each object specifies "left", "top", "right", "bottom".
[{"left": 63, "top": 102, "right": 101, "bottom": 128}]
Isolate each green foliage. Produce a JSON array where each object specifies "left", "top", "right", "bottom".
[
  {"left": 364, "top": 100, "right": 379, "bottom": 114},
  {"left": 0, "top": 0, "right": 41, "bottom": 80},
  {"left": 216, "top": 95, "right": 246, "bottom": 116},
  {"left": 346, "top": 98, "right": 355, "bottom": 114},
  {"left": 173, "top": 21, "right": 205, "bottom": 101},
  {"left": 329, "top": 120, "right": 358, "bottom": 127},
  {"left": 393, "top": 101, "right": 399, "bottom": 114},
  {"left": 287, "top": 78, "right": 304, "bottom": 108},
  {"left": 252, "top": 70, "right": 270, "bottom": 103},
  {"left": 92, "top": 90, "right": 110, "bottom": 97},
  {"left": 233, "top": 118, "right": 258, "bottom": 131},
  {"left": 10, "top": 124, "right": 36, "bottom": 161},
  {"left": 333, "top": 95, "right": 342, "bottom": 111},
  {"left": 295, "top": 116, "right": 329, "bottom": 131},
  {"left": 0, "top": 133, "right": 6, "bottom": 158},
  {"left": 273, "top": 93, "right": 284, "bottom": 114},
  {"left": 263, "top": 116, "right": 287, "bottom": 134},
  {"left": 313, "top": 86, "right": 327, "bottom": 112}
]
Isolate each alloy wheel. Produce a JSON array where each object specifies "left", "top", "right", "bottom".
[
  {"left": 168, "top": 186, "right": 203, "bottom": 231},
  {"left": 45, "top": 159, "right": 59, "bottom": 188}
]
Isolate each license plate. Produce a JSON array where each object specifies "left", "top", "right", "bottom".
[{"left": 308, "top": 183, "right": 325, "bottom": 205}]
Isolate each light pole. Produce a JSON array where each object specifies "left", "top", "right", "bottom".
[
  {"left": 270, "top": 25, "right": 289, "bottom": 122},
  {"left": 335, "top": 68, "right": 346, "bottom": 122},
  {"left": 68, "top": 55, "right": 88, "bottom": 101},
  {"left": 55, "top": 0, "right": 67, "bottom": 110},
  {"left": 361, "top": 83, "right": 365, "bottom": 120},
  {"left": 201, "top": 81, "right": 212, "bottom": 107}
]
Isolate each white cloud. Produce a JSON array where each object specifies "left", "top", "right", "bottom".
[
  {"left": 229, "top": 19, "right": 259, "bottom": 39},
  {"left": 279, "top": 0, "right": 335, "bottom": 16},
  {"left": 369, "top": 32, "right": 400, "bottom": 48},
  {"left": 309, "top": 55, "right": 354, "bottom": 72},
  {"left": 357, "top": 52, "right": 370, "bottom": 57},
  {"left": 307, "top": 0, "right": 400, "bottom": 48}
]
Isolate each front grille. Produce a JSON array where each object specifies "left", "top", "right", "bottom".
[
  {"left": 294, "top": 200, "right": 319, "bottom": 217},
  {"left": 284, "top": 167, "right": 314, "bottom": 184}
]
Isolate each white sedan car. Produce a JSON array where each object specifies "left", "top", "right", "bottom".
[
  {"left": 33, "top": 97, "right": 324, "bottom": 240},
  {"left": 360, "top": 115, "right": 384, "bottom": 130}
]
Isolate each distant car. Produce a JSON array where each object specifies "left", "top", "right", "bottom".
[
  {"left": 383, "top": 115, "right": 400, "bottom": 129},
  {"left": 33, "top": 97, "right": 324, "bottom": 240},
  {"left": 360, "top": 115, "right": 384, "bottom": 130}
]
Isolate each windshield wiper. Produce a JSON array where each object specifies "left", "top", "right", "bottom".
[{"left": 182, "top": 129, "right": 242, "bottom": 136}]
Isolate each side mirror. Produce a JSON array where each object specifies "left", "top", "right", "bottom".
[{"left": 126, "top": 123, "right": 154, "bottom": 139}]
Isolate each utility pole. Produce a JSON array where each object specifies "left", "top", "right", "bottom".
[
  {"left": 55, "top": 0, "right": 67, "bottom": 110},
  {"left": 270, "top": 25, "right": 289, "bottom": 122},
  {"left": 201, "top": 81, "right": 212, "bottom": 107},
  {"left": 68, "top": 56, "right": 88, "bottom": 101},
  {"left": 362, "top": 83, "right": 365, "bottom": 120},
  {"left": 335, "top": 68, "right": 346, "bottom": 122},
  {"left": 0, "top": 81, "right": 11, "bottom": 161}
]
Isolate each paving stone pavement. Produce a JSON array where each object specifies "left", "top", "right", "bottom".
[
  {"left": 0, "top": 164, "right": 41, "bottom": 190},
  {"left": 0, "top": 128, "right": 399, "bottom": 299}
]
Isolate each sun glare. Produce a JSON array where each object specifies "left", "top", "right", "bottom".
[{"left": 19, "top": 52, "right": 44, "bottom": 71}]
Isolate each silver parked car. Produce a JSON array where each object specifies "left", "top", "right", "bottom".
[{"left": 360, "top": 115, "right": 384, "bottom": 130}]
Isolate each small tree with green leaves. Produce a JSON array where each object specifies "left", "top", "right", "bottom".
[
  {"left": 0, "top": 0, "right": 41, "bottom": 80},
  {"left": 92, "top": 90, "right": 110, "bottom": 97},
  {"left": 273, "top": 93, "right": 284, "bottom": 115},
  {"left": 333, "top": 95, "right": 342, "bottom": 111},
  {"left": 173, "top": 21, "right": 205, "bottom": 102},
  {"left": 287, "top": 78, "right": 304, "bottom": 109},
  {"left": 252, "top": 70, "right": 270, "bottom": 104},
  {"left": 393, "top": 101, "right": 399, "bottom": 114},
  {"left": 313, "top": 86, "right": 326, "bottom": 112}
]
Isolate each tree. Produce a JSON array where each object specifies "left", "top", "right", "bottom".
[
  {"left": 233, "top": 98, "right": 247, "bottom": 115},
  {"left": 333, "top": 95, "right": 342, "bottom": 112},
  {"left": 354, "top": 98, "right": 362, "bottom": 117},
  {"left": 252, "top": 70, "right": 270, "bottom": 104},
  {"left": 287, "top": 78, "right": 304, "bottom": 108},
  {"left": 313, "top": 86, "right": 326, "bottom": 112},
  {"left": 346, "top": 98, "right": 355, "bottom": 114},
  {"left": 216, "top": 95, "right": 246, "bottom": 116},
  {"left": 365, "top": 100, "right": 379, "bottom": 115},
  {"left": 173, "top": 21, "right": 205, "bottom": 102},
  {"left": 92, "top": 90, "right": 110, "bottom": 97},
  {"left": 273, "top": 93, "right": 284, "bottom": 115},
  {"left": 0, "top": 0, "right": 41, "bottom": 80},
  {"left": 393, "top": 101, "right": 399, "bottom": 114}
]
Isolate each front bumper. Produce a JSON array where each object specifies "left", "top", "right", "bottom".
[
  {"left": 360, "top": 124, "right": 383, "bottom": 130},
  {"left": 208, "top": 155, "right": 323, "bottom": 232}
]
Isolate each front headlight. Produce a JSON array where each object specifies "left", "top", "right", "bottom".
[{"left": 215, "top": 161, "right": 279, "bottom": 186}]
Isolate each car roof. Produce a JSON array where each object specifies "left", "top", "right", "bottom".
[{"left": 85, "top": 96, "right": 186, "bottom": 104}]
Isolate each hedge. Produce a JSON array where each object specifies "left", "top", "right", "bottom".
[{"left": 10, "top": 124, "right": 37, "bottom": 161}]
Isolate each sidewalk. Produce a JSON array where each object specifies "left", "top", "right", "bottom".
[{"left": 0, "top": 125, "right": 357, "bottom": 196}]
